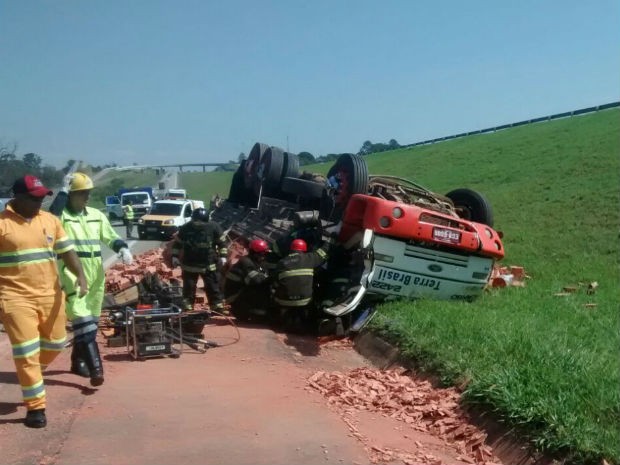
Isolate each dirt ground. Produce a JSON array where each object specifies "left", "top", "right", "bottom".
[{"left": 0, "top": 317, "right": 511, "bottom": 465}]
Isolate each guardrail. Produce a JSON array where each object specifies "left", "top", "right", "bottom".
[{"left": 403, "top": 101, "right": 620, "bottom": 148}]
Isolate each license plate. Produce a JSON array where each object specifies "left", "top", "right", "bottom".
[
  {"left": 432, "top": 227, "right": 461, "bottom": 244},
  {"left": 145, "top": 344, "right": 166, "bottom": 351},
  {"left": 146, "top": 227, "right": 158, "bottom": 232}
]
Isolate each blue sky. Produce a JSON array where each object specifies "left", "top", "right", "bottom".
[{"left": 1, "top": 1, "right": 619, "bottom": 168}]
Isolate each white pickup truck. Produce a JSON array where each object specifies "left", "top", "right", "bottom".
[{"left": 136, "top": 199, "right": 205, "bottom": 240}]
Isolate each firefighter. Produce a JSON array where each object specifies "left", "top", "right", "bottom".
[
  {"left": 171, "top": 207, "right": 228, "bottom": 312},
  {"left": 122, "top": 201, "right": 134, "bottom": 238},
  {"left": 273, "top": 237, "right": 332, "bottom": 333},
  {"left": 224, "top": 239, "right": 271, "bottom": 321},
  {"left": 0, "top": 175, "right": 87, "bottom": 428},
  {"left": 49, "top": 172, "right": 133, "bottom": 387}
]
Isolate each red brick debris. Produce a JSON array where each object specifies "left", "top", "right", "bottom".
[
  {"left": 308, "top": 367, "right": 501, "bottom": 465},
  {"left": 104, "top": 247, "right": 209, "bottom": 306},
  {"left": 487, "top": 264, "right": 528, "bottom": 289}
]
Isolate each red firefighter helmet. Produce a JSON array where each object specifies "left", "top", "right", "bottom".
[
  {"left": 249, "top": 239, "right": 269, "bottom": 254},
  {"left": 290, "top": 238, "right": 308, "bottom": 253}
]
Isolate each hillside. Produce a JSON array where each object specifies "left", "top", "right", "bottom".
[{"left": 181, "top": 108, "right": 620, "bottom": 464}]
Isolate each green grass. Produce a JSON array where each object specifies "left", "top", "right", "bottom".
[
  {"left": 160, "top": 109, "right": 620, "bottom": 464},
  {"left": 178, "top": 170, "right": 234, "bottom": 204}
]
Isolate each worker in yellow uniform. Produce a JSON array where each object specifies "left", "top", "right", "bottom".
[
  {"left": 0, "top": 175, "right": 87, "bottom": 428},
  {"left": 122, "top": 201, "right": 135, "bottom": 239},
  {"left": 49, "top": 172, "right": 133, "bottom": 387}
]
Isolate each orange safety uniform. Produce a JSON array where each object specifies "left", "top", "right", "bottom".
[{"left": 0, "top": 203, "right": 74, "bottom": 410}]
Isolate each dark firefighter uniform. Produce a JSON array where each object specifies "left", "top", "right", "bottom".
[
  {"left": 224, "top": 255, "right": 270, "bottom": 321},
  {"left": 172, "top": 215, "right": 228, "bottom": 311},
  {"left": 273, "top": 238, "right": 332, "bottom": 331}
]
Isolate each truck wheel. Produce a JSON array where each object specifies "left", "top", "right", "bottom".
[
  {"left": 445, "top": 188, "right": 494, "bottom": 227},
  {"left": 254, "top": 146, "right": 285, "bottom": 196},
  {"left": 281, "top": 152, "right": 300, "bottom": 184},
  {"left": 326, "top": 154, "right": 369, "bottom": 220},
  {"left": 281, "top": 177, "right": 326, "bottom": 199},
  {"left": 245, "top": 142, "right": 269, "bottom": 189}
]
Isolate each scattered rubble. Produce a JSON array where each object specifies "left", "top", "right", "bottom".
[
  {"left": 487, "top": 264, "right": 528, "bottom": 289},
  {"left": 308, "top": 367, "right": 501, "bottom": 465}
]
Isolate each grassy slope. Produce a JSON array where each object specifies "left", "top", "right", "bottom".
[{"left": 180, "top": 109, "right": 619, "bottom": 463}]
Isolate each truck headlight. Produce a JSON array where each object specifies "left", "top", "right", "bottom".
[
  {"left": 138, "top": 218, "right": 144, "bottom": 224},
  {"left": 162, "top": 219, "right": 174, "bottom": 226}
]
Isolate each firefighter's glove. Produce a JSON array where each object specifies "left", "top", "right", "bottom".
[
  {"left": 61, "top": 173, "right": 75, "bottom": 193},
  {"left": 171, "top": 256, "right": 181, "bottom": 268},
  {"left": 118, "top": 247, "right": 133, "bottom": 265},
  {"left": 218, "top": 257, "right": 227, "bottom": 268}
]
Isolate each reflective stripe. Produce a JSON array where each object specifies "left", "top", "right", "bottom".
[
  {"left": 226, "top": 291, "right": 241, "bottom": 303},
  {"left": 278, "top": 269, "right": 313, "bottom": 280},
  {"left": 208, "top": 264, "right": 216, "bottom": 271},
  {"left": 72, "top": 323, "right": 98, "bottom": 337},
  {"left": 40, "top": 336, "right": 67, "bottom": 352},
  {"left": 72, "top": 315, "right": 98, "bottom": 325},
  {"left": 0, "top": 249, "right": 55, "bottom": 267},
  {"left": 332, "top": 278, "right": 350, "bottom": 284},
  {"left": 219, "top": 248, "right": 228, "bottom": 256},
  {"left": 22, "top": 380, "right": 45, "bottom": 400},
  {"left": 226, "top": 273, "right": 242, "bottom": 282},
  {"left": 54, "top": 238, "right": 74, "bottom": 254},
  {"left": 73, "top": 239, "right": 101, "bottom": 246},
  {"left": 274, "top": 297, "right": 312, "bottom": 307},
  {"left": 76, "top": 251, "right": 102, "bottom": 258},
  {"left": 12, "top": 337, "right": 40, "bottom": 359},
  {"left": 316, "top": 248, "right": 327, "bottom": 259},
  {"left": 245, "top": 270, "right": 262, "bottom": 284}
]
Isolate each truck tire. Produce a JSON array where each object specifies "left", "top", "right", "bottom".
[
  {"left": 281, "top": 152, "right": 300, "bottom": 184},
  {"left": 245, "top": 142, "right": 269, "bottom": 189},
  {"left": 445, "top": 188, "right": 494, "bottom": 227},
  {"left": 326, "top": 153, "right": 369, "bottom": 216},
  {"left": 254, "top": 146, "right": 285, "bottom": 196}
]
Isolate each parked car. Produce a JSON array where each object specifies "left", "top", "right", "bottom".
[{"left": 137, "top": 199, "right": 205, "bottom": 240}]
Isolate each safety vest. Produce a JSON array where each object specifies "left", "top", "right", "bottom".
[
  {"left": 58, "top": 206, "right": 125, "bottom": 289},
  {"left": 124, "top": 205, "right": 134, "bottom": 220}
]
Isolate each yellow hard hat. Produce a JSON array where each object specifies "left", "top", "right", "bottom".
[{"left": 70, "top": 172, "right": 94, "bottom": 191}]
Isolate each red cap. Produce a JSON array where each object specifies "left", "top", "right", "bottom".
[{"left": 12, "top": 175, "right": 53, "bottom": 198}]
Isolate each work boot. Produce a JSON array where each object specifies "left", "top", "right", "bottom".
[
  {"left": 24, "top": 409, "right": 47, "bottom": 428},
  {"left": 70, "top": 343, "right": 90, "bottom": 378},
  {"left": 83, "top": 340, "right": 104, "bottom": 387}
]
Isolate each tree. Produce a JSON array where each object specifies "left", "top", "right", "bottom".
[
  {"left": 358, "top": 140, "right": 373, "bottom": 156},
  {"left": 297, "top": 151, "right": 315, "bottom": 165},
  {"left": 388, "top": 139, "right": 400, "bottom": 150},
  {"left": 23, "top": 153, "right": 42, "bottom": 173}
]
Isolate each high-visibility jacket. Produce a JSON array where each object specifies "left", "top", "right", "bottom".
[
  {"left": 172, "top": 220, "right": 228, "bottom": 273},
  {"left": 224, "top": 255, "right": 268, "bottom": 303},
  {"left": 273, "top": 240, "right": 331, "bottom": 308},
  {"left": 0, "top": 203, "right": 74, "bottom": 298},
  {"left": 56, "top": 203, "right": 127, "bottom": 319},
  {"left": 123, "top": 204, "right": 134, "bottom": 220}
]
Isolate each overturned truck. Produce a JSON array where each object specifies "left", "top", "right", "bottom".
[{"left": 211, "top": 143, "right": 504, "bottom": 326}]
